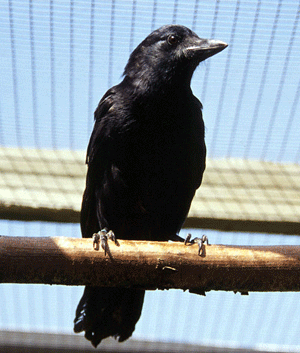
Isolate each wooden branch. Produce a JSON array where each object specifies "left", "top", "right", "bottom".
[{"left": 1, "top": 236, "right": 300, "bottom": 293}]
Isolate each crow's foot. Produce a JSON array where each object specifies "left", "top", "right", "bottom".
[
  {"left": 92, "top": 228, "right": 116, "bottom": 255},
  {"left": 184, "top": 234, "right": 209, "bottom": 256}
]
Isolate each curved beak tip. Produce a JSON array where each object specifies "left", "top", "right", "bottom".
[{"left": 209, "top": 39, "right": 228, "bottom": 49}]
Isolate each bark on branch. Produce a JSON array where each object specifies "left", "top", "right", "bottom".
[{"left": 1, "top": 235, "right": 300, "bottom": 293}]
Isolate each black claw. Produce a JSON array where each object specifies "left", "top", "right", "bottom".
[
  {"left": 184, "top": 233, "right": 192, "bottom": 245},
  {"left": 100, "top": 228, "right": 110, "bottom": 255},
  {"left": 100, "top": 230, "right": 109, "bottom": 254},
  {"left": 196, "top": 235, "right": 209, "bottom": 256},
  {"left": 184, "top": 234, "right": 209, "bottom": 256},
  {"left": 107, "top": 230, "right": 117, "bottom": 244},
  {"left": 92, "top": 232, "right": 101, "bottom": 250}
]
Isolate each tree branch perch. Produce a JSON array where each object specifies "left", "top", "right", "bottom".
[{"left": 1, "top": 235, "right": 300, "bottom": 293}]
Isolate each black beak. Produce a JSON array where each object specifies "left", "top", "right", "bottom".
[{"left": 184, "top": 38, "right": 228, "bottom": 61}]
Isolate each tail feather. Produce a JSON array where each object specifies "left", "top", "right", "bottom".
[{"left": 74, "top": 286, "right": 145, "bottom": 348}]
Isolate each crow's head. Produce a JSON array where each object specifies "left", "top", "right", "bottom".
[{"left": 124, "top": 25, "right": 227, "bottom": 89}]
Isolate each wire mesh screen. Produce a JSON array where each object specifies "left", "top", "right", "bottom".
[
  {"left": 0, "top": 0, "right": 299, "bottom": 161},
  {"left": 1, "top": 0, "right": 300, "bottom": 352}
]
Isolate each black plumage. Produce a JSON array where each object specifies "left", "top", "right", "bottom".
[{"left": 74, "top": 24, "right": 227, "bottom": 347}]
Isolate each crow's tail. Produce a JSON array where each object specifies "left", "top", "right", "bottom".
[{"left": 74, "top": 286, "right": 145, "bottom": 348}]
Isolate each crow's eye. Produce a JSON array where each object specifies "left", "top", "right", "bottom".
[{"left": 167, "top": 35, "right": 179, "bottom": 45}]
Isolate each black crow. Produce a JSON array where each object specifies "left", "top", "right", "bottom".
[{"left": 74, "top": 24, "right": 227, "bottom": 347}]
